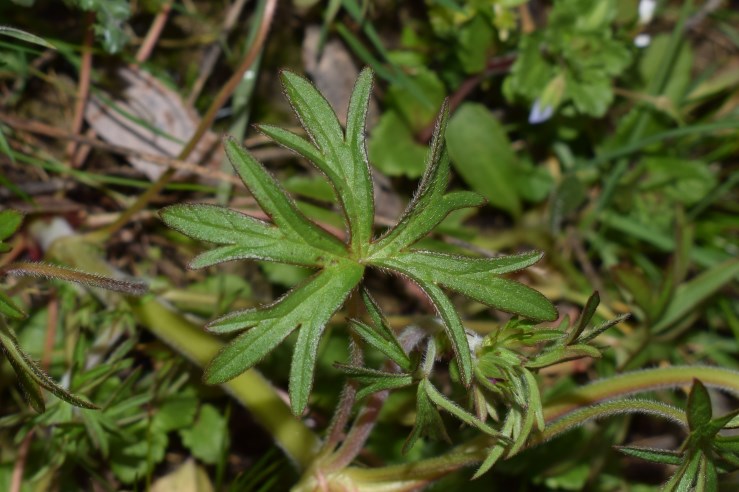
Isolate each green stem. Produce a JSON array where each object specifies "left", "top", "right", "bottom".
[
  {"left": 535, "top": 399, "right": 686, "bottom": 446},
  {"left": 131, "top": 297, "right": 320, "bottom": 471},
  {"left": 543, "top": 366, "right": 739, "bottom": 422},
  {"left": 322, "top": 366, "right": 739, "bottom": 489}
]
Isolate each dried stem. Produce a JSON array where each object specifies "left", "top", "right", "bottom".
[
  {"left": 2, "top": 262, "right": 147, "bottom": 296},
  {"left": 65, "top": 11, "right": 94, "bottom": 165},
  {"left": 96, "top": 0, "right": 278, "bottom": 240},
  {"left": 135, "top": 1, "right": 173, "bottom": 64}
]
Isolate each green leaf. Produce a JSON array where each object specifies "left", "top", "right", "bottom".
[
  {"left": 370, "top": 100, "right": 486, "bottom": 257},
  {"left": 373, "top": 251, "right": 557, "bottom": 322},
  {"left": 616, "top": 446, "right": 683, "bottom": 466},
  {"left": 456, "top": 16, "right": 494, "bottom": 74},
  {"left": 160, "top": 204, "right": 338, "bottom": 268},
  {"left": 423, "top": 379, "right": 499, "bottom": 437},
  {"left": 334, "top": 364, "right": 414, "bottom": 400},
  {"left": 577, "top": 313, "right": 630, "bottom": 344},
  {"left": 653, "top": 259, "right": 739, "bottom": 333},
  {"left": 403, "top": 380, "right": 450, "bottom": 453},
  {"left": 290, "top": 265, "right": 363, "bottom": 414},
  {"left": 0, "top": 209, "right": 23, "bottom": 242},
  {"left": 352, "top": 289, "right": 412, "bottom": 370},
  {"left": 386, "top": 65, "right": 446, "bottom": 132},
  {"left": 284, "top": 175, "right": 337, "bottom": 203},
  {"left": 0, "top": 317, "right": 97, "bottom": 411},
  {"left": 280, "top": 69, "right": 375, "bottom": 254},
  {"left": 153, "top": 395, "right": 198, "bottom": 433},
  {"left": 0, "top": 291, "right": 25, "bottom": 319},
  {"left": 566, "top": 291, "right": 600, "bottom": 344},
  {"left": 180, "top": 404, "right": 228, "bottom": 465},
  {"left": 206, "top": 264, "right": 363, "bottom": 414},
  {"left": 418, "top": 281, "right": 472, "bottom": 386},
  {"left": 350, "top": 320, "right": 410, "bottom": 371},
  {"left": 224, "top": 137, "right": 346, "bottom": 257},
  {"left": 0, "top": 25, "right": 56, "bottom": 49},
  {"left": 256, "top": 125, "right": 324, "bottom": 167},
  {"left": 446, "top": 103, "right": 521, "bottom": 217},
  {"left": 472, "top": 412, "right": 517, "bottom": 478},
  {"left": 368, "top": 110, "right": 427, "bottom": 178},
  {"left": 687, "top": 380, "right": 712, "bottom": 431}
]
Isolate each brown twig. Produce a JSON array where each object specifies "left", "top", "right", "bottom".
[
  {"left": 96, "top": 0, "right": 279, "bottom": 241},
  {"left": 65, "top": 12, "right": 95, "bottom": 165},
  {"left": 41, "top": 296, "right": 59, "bottom": 371},
  {"left": 72, "top": 2, "right": 174, "bottom": 168},
  {"left": 2, "top": 113, "right": 300, "bottom": 187},
  {"left": 10, "top": 431, "right": 34, "bottom": 492},
  {"left": 136, "top": 1, "right": 173, "bottom": 63},
  {"left": 518, "top": 3, "right": 536, "bottom": 34}
]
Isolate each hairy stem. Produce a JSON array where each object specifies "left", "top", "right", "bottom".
[
  {"left": 2, "top": 261, "right": 147, "bottom": 295},
  {"left": 317, "top": 366, "right": 739, "bottom": 489},
  {"left": 534, "top": 399, "right": 686, "bottom": 446},
  {"left": 543, "top": 366, "right": 739, "bottom": 422}
]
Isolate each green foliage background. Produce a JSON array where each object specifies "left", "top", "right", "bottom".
[{"left": 0, "top": 0, "right": 738, "bottom": 490}]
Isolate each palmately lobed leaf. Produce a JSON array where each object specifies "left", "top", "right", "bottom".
[{"left": 159, "top": 67, "right": 558, "bottom": 418}]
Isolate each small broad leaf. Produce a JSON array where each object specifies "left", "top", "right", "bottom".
[
  {"left": 446, "top": 103, "right": 522, "bottom": 216},
  {"left": 180, "top": 404, "right": 228, "bottom": 465},
  {"left": 0, "top": 209, "right": 24, "bottom": 242}
]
